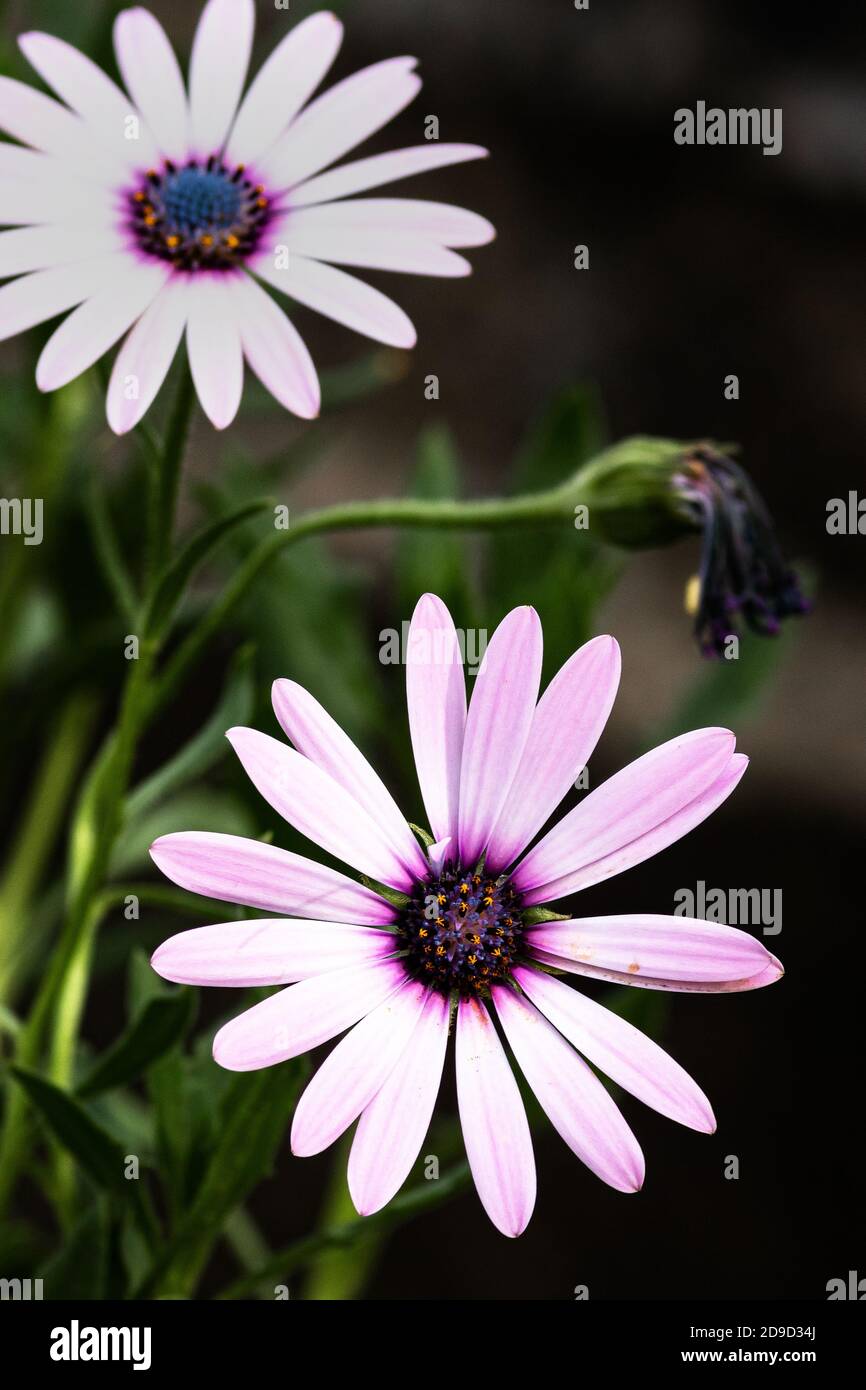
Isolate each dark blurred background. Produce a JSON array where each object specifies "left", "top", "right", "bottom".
[{"left": 1, "top": 0, "right": 864, "bottom": 1299}]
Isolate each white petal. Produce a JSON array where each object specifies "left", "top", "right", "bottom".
[
  {"left": 113, "top": 7, "right": 190, "bottom": 163},
  {"left": 185, "top": 273, "right": 244, "bottom": 430},
  {"left": 0, "top": 176, "right": 116, "bottom": 226},
  {"left": 36, "top": 260, "right": 170, "bottom": 392},
  {"left": 188, "top": 0, "right": 255, "bottom": 155},
  {"left": 251, "top": 252, "right": 416, "bottom": 348},
  {"left": 291, "top": 143, "right": 489, "bottom": 208},
  {"left": 232, "top": 274, "right": 319, "bottom": 419},
  {"left": 0, "top": 257, "right": 120, "bottom": 344},
  {"left": 0, "top": 223, "right": 121, "bottom": 278},
  {"left": 0, "top": 76, "right": 124, "bottom": 183},
  {"left": 226, "top": 11, "right": 343, "bottom": 166},
  {"left": 260, "top": 57, "right": 421, "bottom": 192},
  {"left": 18, "top": 31, "right": 159, "bottom": 169},
  {"left": 265, "top": 212, "right": 472, "bottom": 277},
  {"left": 283, "top": 198, "right": 495, "bottom": 248},
  {"left": 107, "top": 278, "right": 189, "bottom": 434}
]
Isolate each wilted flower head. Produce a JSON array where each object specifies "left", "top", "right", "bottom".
[
  {"left": 674, "top": 446, "right": 810, "bottom": 657},
  {"left": 574, "top": 437, "right": 808, "bottom": 657},
  {"left": 150, "top": 594, "right": 782, "bottom": 1237},
  {"left": 0, "top": 2, "right": 493, "bottom": 431}
]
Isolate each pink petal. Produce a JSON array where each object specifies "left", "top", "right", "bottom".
[
  {"left": 113, "top": 8, "right": 190, "bottom": 164},
  {"left": 515, "top": 966, "right": 715, "bottom": 1132},
  {"left": 291, "top": 981, "right": 427, "bottom": 1156},
  {"left": 150, "top": 831, "right": 395, "bottom": 924},
  {"left": 212, "top": 957, "right": 406, "bottom": 1071},
  {"left": 455, "top": 996, "right": 535, "bottom": 1237},
  {"left": 259, "top": 57, "right": 421, "bottom": 192},
  {"left": 107, "top": 278, "right": 189, "bottom": 434},
  {"left": 291, "top": 143, "right": 489, "bottom": 208},
  {"left": 188, "top": 0, "right": 255, "bottom": 155},
  {"left": 186, "top": 274, "right": 244, "bottom": 430},
  {"left": 226, "top": 727, "right": 419, "bottom": 892},
  {"left": 493, "top": 984, "right": 644, "bottom": 1193},
  {"left": 231, "top": 274, "right": 320, "bottom": 419},
  {"left": 527, "top": 914, "right": 784, "bottom": 991},
  {"left": 457, "top": 606, "right": 543, "bottom": 868},
  {"left": 280, "top": 198, "right": 495, "bottom": 249},
  {"left": 36, "top": 260, "right": 170, "bottom": 392},
  {"left": 486, "top": 635, "right": 621, "bottom": 871},
  {"left": 272, "top": 679, "right": 426, "bottom": 881},
  {"left": 251, "top": 253, "right": 416, "bottom": 349},
  {"left": 18, "top": 30, "right": 160, "bottom": 169},
  {"left": 265, "top": 212, "right": 472, "bottom": 276},
  {"left": 226, "top": 12, "right": 343, "bottom": 166},
  {"left": 0, "top": 257, "right": 124, "bottom": 346},
  {"left": 151, "top": 919, "right": 394, "bottom": 988},
  {"left": 348, "top": 990, "right": 449, "bottom": 1215},
  {"left": 513, "top": 731, "right": 741, "bottom": 903},
  {"left": 406, "top": 594, "right": 467, "bottom": 846}
]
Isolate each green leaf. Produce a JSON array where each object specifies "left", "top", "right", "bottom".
[
  {"left": 140, "top": 1057, "right": 308, "bottom": 1298},
  {"left": 143, "top": 500, "right": 271, "bottom": 640},
  {"left": 39, "top": 1198, "right": 111, "bottom": 1300},
  {"left": 10, "top": 1067, "right": 129, "bottom": 1193},
  {"left": 409, "top": 822, "right": 435, "bottom": 849},
  {"left": 126, "top": 645, "right": 255, "bottom": 823},
  {"left": 76, "top": 990, "right": 196, "bottom": 1098},
  {"left": 522, "top": 906, "right": 571, "bottom": 926},
  {"left": 110, "top": 788, "right": 256, "bottom": 876}
]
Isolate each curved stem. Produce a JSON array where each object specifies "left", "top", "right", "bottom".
[{"left": 152, "top": 480, "right": 579, "bottom": 717}]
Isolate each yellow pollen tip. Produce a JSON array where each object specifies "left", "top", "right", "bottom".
[
  {"left": 165, "top": 234, "right": 180, "bottom": 248},
  {"left": 225, "top": 233, "right": 240, "bottom": 249},
  {"left": 684, "top": 573, "right": 701, "bottom": 616},
  {"left": 200, "top": 234, "right": 214, "bottom": 247}
]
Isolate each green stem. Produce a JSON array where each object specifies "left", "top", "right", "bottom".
[
  {"left": 152, "top": 479, "right": 582, "bottom": 716},
  {"left": 218, "top": 1165, "right": 471, "bottom": 1300},
  {"left": 0, "top": 691, "right": 98, "bottom": 1007},
  {"left": 0, "top": 379, "right": 198, "bottom": 1221},
  {"left": 145, "top": 363, "right": 195, "bottom": 586}
]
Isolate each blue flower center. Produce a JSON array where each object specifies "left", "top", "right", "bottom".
[
  {"left": 399, "top": 867, "right": 525, "bottom": 997},
  {"left": 129, "top": 157, "right": 272, "bottom": 271}
]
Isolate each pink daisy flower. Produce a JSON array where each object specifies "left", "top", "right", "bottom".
[
  {"left": 0, "top": 3, "right": 493, "bottom": 431},
  {"left": 150, "top": 594, "right": 783, "bottom": 1237}
]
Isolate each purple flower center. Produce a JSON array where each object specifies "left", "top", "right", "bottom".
[
  {"left": 399, "top": 867, "right": 525, "bottom": 997},
  {"left": 128, "top": 157, "right": 272, "bottom": 270}
]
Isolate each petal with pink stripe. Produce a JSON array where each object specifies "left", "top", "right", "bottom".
[
  {"left": 515, "top": 966, "right": 715, "bottom": 1132},
  {"left": 493, "top": 984, "right": 645, "bottom": 1193},
  {"left": 291, "top": 981, "right": 428, "bottom": 1156},
  {"left": 212, "top": 957, "right": 406, "bottom": 1071},
  {"left": 152, "top": 919, "right": 395, "bottom": 988},
  {"left": 348, "top": 990, "right": 450, "bottom": 1215},
  {"left": 455, "top": 996, "right": 535, "bottom": 1237}
]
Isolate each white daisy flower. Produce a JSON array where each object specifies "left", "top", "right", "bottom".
[{"left": 0, "top": 2, "right": 494, "bottom": 431}]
